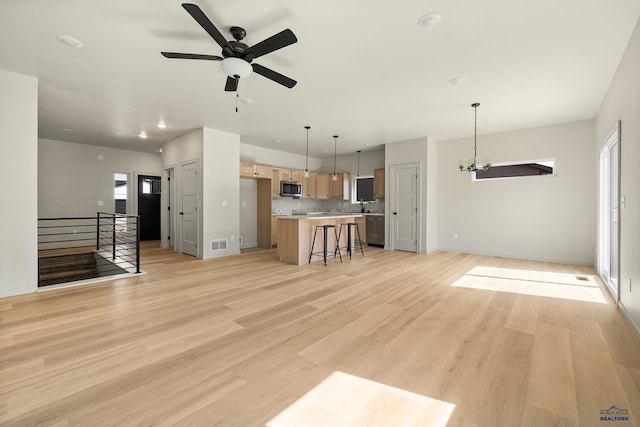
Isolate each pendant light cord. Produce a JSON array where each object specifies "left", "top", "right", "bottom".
[
  {"left": 333, "top": 136, "right": 338, "bottom": 176},
  {"left": 473, "top": 103, "right": 478, "bottom": 166},
  {"left": 304, "top": 126, "right": 310, "bottom": 174}
]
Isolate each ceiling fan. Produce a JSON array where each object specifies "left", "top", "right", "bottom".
[{"left": 161, "top": 3, "right": 298, "bottom": 92}]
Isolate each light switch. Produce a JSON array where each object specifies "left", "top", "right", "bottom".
[{"left": 221, "top": 200, "right": 228, "bottom": 207}]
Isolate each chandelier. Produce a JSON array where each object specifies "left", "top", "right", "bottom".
[{"left": 459, "top": 102, "right": 491, "bottom": 172}]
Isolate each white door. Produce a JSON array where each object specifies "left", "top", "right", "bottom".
[
  {"left": 391, "top": 165, "right": 418, "bottom": 252},
  {"left": 599, "top": 122, "right": 620, "bottom": 299},
  {"left": 181, "top": 161, "right": 198, "bottom": 257}
]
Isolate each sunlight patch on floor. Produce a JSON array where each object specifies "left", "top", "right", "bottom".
[
  {"left": 452, "top": 266, "right": 607, "bottom": 304},
  {"left": 267, "top": 371, "right": 455, "bottom": 427}
]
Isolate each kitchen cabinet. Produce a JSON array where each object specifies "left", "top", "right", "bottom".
[
  {"left": 278, "top": 169, "right": 303, "bottom": 182},
  {"left": 315, "top": 173, "right": 330, "bottom": 199},
  {"left": 301, "top": 173, "right": 316, "bottom": 199},
  {"left": 329, "top": 172, "right": 350, "bottom": 200},
  {"left": 240, "top": 161, "right": 272, "bottom": 179},
  {"left": 374, "top": 168, "right": 385, "bottom": 199},
  {"left": 271, "top": 168, "right": 282, "bottom": 198}
]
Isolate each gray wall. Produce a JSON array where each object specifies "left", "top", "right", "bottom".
[
  {"left": 438, "top": 120, "right": 596, "bottom": 265},
  {"left": 39, "top": 139, "right": 161, "bottom": 217},
  {"left": 596, "top": 17, "right": 640, "bottom": 333},
  {"left": 0, "top": 69, "right": 38, "bottom": 298}
]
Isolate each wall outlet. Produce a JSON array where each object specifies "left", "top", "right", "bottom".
[
  {"left": 221, "top": 200, "right": 228, "bottom": 207},
  {"left": 453, "top": 233, "right": 459, "bottom": 240},
  {"left": 97, "top": 201, "right": 104, "bottom": 206},
  {"left": 239, "top": 236, "right": 243, "bottom": 244},
  {"left": 242, "top": 201, "right": 246, "bottom": 207},
  {"left": 230, "top": 235, "right": 235, "bottom": 241},
  {"left": 97, "top": 154, "right": 104, "bottom": 160}
]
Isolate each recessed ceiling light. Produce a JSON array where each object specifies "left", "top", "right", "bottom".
[
  {"left": 449, "top": 77, "right": 467, "bottom": 85},
  {"left": 417, "top": 13, "right": 442, "bottom": 28},
  {"left": 61, "top": 128, "right": 72, "bottom": 132},
  {"left": 157, "top": 122, "right": 166, "bottom": 129},
  {"left": 56, "top": 34, "right": 83, "bottom": 48},
  {"left": 139, "top": 132, "right": 147, "bottom": 139}
]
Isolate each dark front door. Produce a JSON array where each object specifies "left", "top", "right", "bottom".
[{"left": 138, "top": 175, "right": 161, "bottom": 241}]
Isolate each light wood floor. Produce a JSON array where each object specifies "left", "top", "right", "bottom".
[{"left": 1, "top": 244, "right": 639, "bottom": 426}]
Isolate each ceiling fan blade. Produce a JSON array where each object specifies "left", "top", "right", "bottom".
[
  {"left": 225, "top": 76, "right": 239, "bottom": 92},
  {"left": 247, "top": 29, "right": 297, "bottom": 59},
  {"left": 161, "top": 52, "right": 223, "bottom": 61},
  {"left": 252, "top": 63, "right": 296, "bottom": 88},
  {"left": 181, "top": 3, "right": 232, "bottom": 55}
]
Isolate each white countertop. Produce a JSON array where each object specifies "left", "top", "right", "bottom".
[{"left": 276, "top": 213, "right": 363, "bottom": 220}]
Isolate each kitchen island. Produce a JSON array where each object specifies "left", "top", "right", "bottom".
[{"left": 277, "top": 214, "right": 362, "bottom": 265}]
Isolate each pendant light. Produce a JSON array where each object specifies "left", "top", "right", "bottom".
[
  {"left": 332, "top": 135, "right": 338, "bottom": 181},
  {"left": 459, "top": 102, "right": 491, "bottom": 172},
  {"left": 304, "top": 126, "right": 310, "bottom": 178}
]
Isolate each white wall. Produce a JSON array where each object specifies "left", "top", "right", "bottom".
[
  {"left": 240, "top": 143, "right": 322, "bottom": 171},
  {"left": 202, "top": 128, "right": 240, "bottom": 259},
  {"left": 596, "top": 18, "right": 640, "bottom": 333},
  {"left": 0, "top": 69, "right": 38, "bottom": 298},
  {"left": 385, "top": 138, "right": 431, "bottom": 253},
  {"left": 39, "top": 139, "right": 161, "bottom": 217},
  {"left": 161, "top": 129, "right": 203, "bottom": 254},
  {"left": 438, "top": 120, "right": 596, "bottom": 265}
]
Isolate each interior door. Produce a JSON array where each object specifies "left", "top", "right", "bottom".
[
  {"left": 137, "top": 175, "right": 161, "bottom": 241},
  {"left": 181, "top": 161, "right": 198, "bottom": 257},
  {"left": 391, "top": 165, "right": 418, "bottom": 252}
]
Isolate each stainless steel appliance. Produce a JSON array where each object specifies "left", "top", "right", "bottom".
[
  {"left": 366, "top": 215, "right": 385, "bottom": 246},
  {"left": 280, "top": 181, "right": 302, "bottom": 198}
]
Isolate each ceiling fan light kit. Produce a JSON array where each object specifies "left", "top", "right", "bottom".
[
  {"left": 161, "top": 3, "right": 297, "bottom": 93},
  {"left": 221, "top": 57, "right": 252, "bottom": 79}
]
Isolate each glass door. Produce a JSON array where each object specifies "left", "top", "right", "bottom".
[{"left": 599, "top": 122, "right": 620, "bottom": 300}]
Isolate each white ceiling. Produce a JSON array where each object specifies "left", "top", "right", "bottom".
[{"left": 1, "top": 1, "right": 638, "bottom": 157}]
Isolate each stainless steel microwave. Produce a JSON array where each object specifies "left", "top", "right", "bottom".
[{"left": 280, "top": 181, "right": 302, "bottom": 197}]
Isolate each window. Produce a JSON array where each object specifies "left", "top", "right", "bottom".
[
  {"left": 352, "top": 176, "right": 375, "bottom": 203},
  {"left": 474, "top": 159, "right": 556, "bottom": 181}
]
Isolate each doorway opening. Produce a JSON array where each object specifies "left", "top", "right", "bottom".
[{"left": 138, "top": 175, "right": 161, "bottom": 241}]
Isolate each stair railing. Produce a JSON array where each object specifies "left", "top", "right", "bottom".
[
  {"left": 96, "top": 212, "right": 141, "bottom": 274},
  {"left": 37, "top": 213, "right": 141, "bottom": 287}
]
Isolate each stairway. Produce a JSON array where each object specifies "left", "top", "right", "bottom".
[{"left": 38, "top": 251, "right": 99, "bottom": 287}]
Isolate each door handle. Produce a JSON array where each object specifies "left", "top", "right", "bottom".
[
  {"left": 393, "top": 212, "right": 397, "bottom": 215},
  {"left": 179, "top": 212, "right": 184, "bottom": 215}
]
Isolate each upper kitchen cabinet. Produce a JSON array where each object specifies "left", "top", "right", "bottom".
[
  {"left": 240, "top": 161, "right": 272, "bottom": 179},
  {"left": 315, "top": 173, "right": 330, "bottom": 200},
  {"left": 302, "top": 173, "right": 317, "bottom": 199},
  {"left": 374, "top": 168, "right": 385, "bottom": 199},
  {"left": 329, "top": 172, "right": 350, "bottom": 200}
]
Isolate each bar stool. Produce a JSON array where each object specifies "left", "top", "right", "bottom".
[
  {"left": 338, "top": 222, "right": 365, "bottom": 259},
  {"left": 309, "top": 224, "right": 342, "bottom": 266}
]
